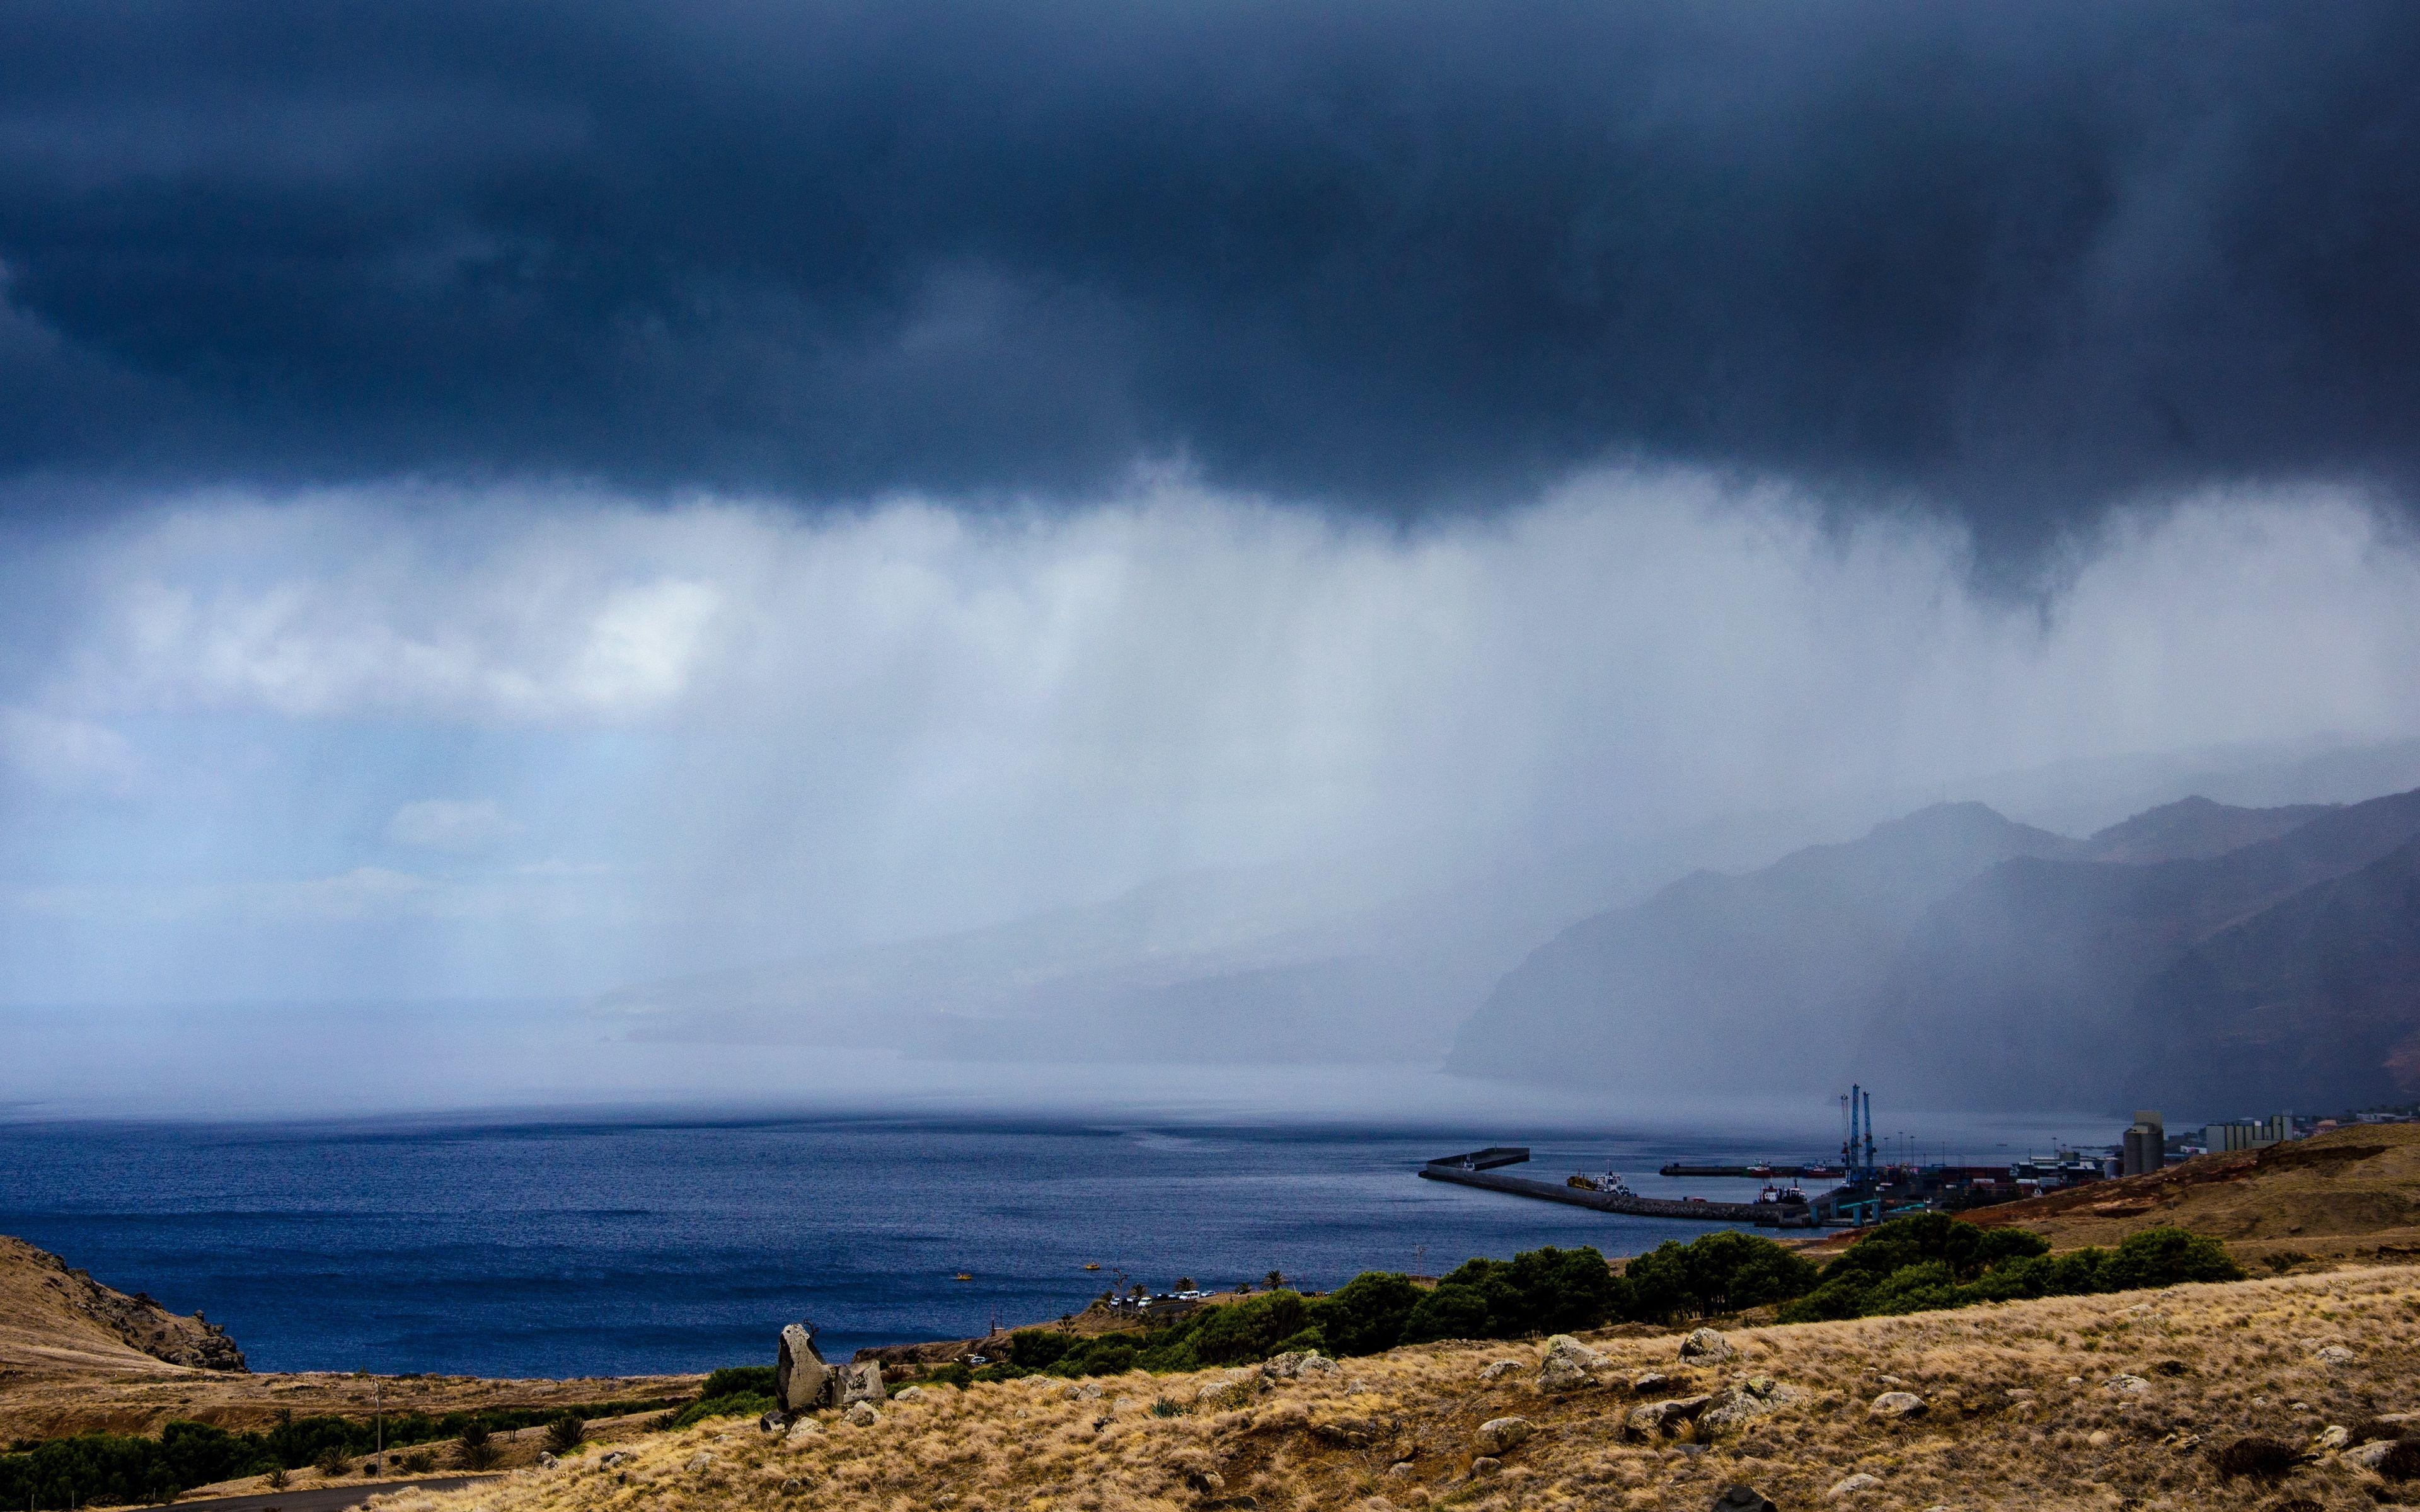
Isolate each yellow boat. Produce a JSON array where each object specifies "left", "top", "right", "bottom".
[
  {"left": 954, "top": 1272, "right": 974, "bottom": 1281},
  {"left": 1083, "top": 1263, "right": 1101, "bottom": 1271}
]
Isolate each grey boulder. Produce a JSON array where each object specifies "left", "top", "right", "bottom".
[
  {"left": 837, "top": 1360, "right": 886, "bottom": 1406},
  {"left": 1535, "top": 1335, "right": 1605, "bottom": 1392},
  {"left": 1627, "top": 1395, "right": 1715, "bottom": 1437},
  {"left": 1475, "top": 1417, "right": 1535, "bottom": 1455},
  {"left": 1679, "top": 1327, "right": 1733, "bottom": 1363},
  {"left": 777, "top": 1324, "right": 832, "bottom": 1414}
]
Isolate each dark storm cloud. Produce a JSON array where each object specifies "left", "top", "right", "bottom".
[{"left": 1, "top": 0, "right": 2416, "bottom": 546}]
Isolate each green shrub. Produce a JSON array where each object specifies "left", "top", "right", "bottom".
[
  {"left": 452, "top": 1421, "right": 498, "bottom": 1472},
  {"left": 1402, "top": 1245, "right": 1628, "bottom": 1342},
  {"left": 2099, "top": 1227, "right": 2244, "bottom": 1288},
  {"left": 1306, "top": 1271, "right": 1424, "bottom": 1356},
  {"left": 1184, "top": 1290, "right": 1313, "bottom": 1365},
  {"left": 998, "top": 1327, "right": 1151, "bottom": 1377},
  {"left": 1624, "top": 1230, "right": 1818, "bottom": 1322},
  {"left": 1778, "top": 1220, "right": 2241, "bottom": 1322},
  {"left": 1006, "top": 1330, "right": 1073, "bottom": 1370},
  {"left": 699, "top": 1366, "right": 778, "bottom": 1400},
  {"left": 1856, "top": 1259, "right": 1961, "bottom": 1315},
  {"left": 1395, "top": 1268, "right": 1499, "bottom": 1343},
  {"left": 1772, "top": 1275, "right": 1869, "bottom": 1324},
  {"left": 542, "top": 1415, "right": 585, "bottom": 1455},
  {"left": 1814, "top": 1213, "right": 2047, "bottom": 1290},
  {"left": 0, "top": 1397, "right": 684, "bottom": 1509}
]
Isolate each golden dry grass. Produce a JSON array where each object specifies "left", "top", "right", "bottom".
[
  {"left": 0, "top": 1232, "right": 702, "bottom": 1442},
  {"left": 1959, "top": 1121, "right": 2420, "bottom": 1268},
  {"left": 386, "top": 1263, "right": 2420, "bottom": 1512},
  {"left": 0, "top": 1233, "right": 227, "bottom": 1380},
  {"left": 0, "top": 1360, "right": 705, "bottom": 1445}
]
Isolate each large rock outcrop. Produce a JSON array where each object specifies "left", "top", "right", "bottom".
[
  {"left": 771, "top": 1322, "right": 881, "bottom": 1423},
  {"left": 0, "top": 1234, "right": 246, "bottom": 1373},
  {"left": 777, "top": 1323, "right": 831, "bottom": 1414}
]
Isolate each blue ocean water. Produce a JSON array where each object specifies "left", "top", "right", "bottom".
[{"left": 0, "top": 1114, "right": 2076, "bottom": 1378}]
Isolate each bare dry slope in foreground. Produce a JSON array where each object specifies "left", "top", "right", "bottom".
[
  {"left": 389, "top": 1264, "right": 2420, "bottom": 1512},
  {"left": 1965, "top": 1121, "right": 2420, "bottom": 1266}
]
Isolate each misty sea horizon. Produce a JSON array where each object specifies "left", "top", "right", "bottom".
[{"left": 0, "top": 1110, "right": 2112, "bottom": 1378}]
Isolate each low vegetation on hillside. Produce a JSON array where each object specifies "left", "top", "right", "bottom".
[
  {"left": 1775, "top": 1213, "right": 2243, "bottom": 1321},
  {"left": 0, "top": 1206, "right": 2262, "bottom": 1511},
  {"left": 990, "top": 1249, "right": 1624, "bottom": 1380},
  {"left": 666, "top": 1369, "right": 779, "bottom": 1430},
  {"left": 0, "top": 1400, "right": 674, "bottom": 1508},
  {"left": 968, "top": 1220, "right": 2239, "bottom": 1385},
  {"left": 380, "top": 1263, "right": 2420, "bottom": 1512}
]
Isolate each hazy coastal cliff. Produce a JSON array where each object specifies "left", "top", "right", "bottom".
[{"left": 1455, "top": 786, "right": 2420, "bottom": 1111}]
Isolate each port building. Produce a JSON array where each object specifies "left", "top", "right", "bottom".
[
  {"left": 2206, "top": 1114, "right": 2297, "bottom": 1152},
  {"left": 2121, "top": 1110, "right": 2165, "bottom": 1176}
]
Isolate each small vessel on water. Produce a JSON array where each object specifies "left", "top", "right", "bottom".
[
  {"left": 1564, "top": 1171, "right": 1636, "bottom": 1197},
  {"left": 1755, "top": 1181, "right": 1809, "bottom": 1207},
  {"left": 954, "top": 1272, "right": 975, "bottom": 1281},
  {"left": 1083, "top": 1262, "right": 1101, "bottom": 1271}
]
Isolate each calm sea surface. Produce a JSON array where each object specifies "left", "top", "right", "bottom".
[{"left": 0, "top": 1113, "right": 2087, "bottom": 1377}]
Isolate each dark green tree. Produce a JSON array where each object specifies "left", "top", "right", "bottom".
[{"left": 1306, "top": 1271, "right": 1424, "bottom": 1356}]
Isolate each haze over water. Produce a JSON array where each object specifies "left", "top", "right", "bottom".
[{"left": 0, "top": 1112, "right": 2097, "bottom": 1377}]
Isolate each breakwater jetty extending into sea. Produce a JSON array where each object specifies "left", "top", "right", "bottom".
[
  {"left": 1417, "top": 1148, "right": 1801, "bottom": 1225},
  {"left": 1657, "top": 1162, "right": 1844, "bottom": 1179}
]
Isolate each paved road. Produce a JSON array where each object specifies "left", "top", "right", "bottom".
[{"left": 149, "top": 1476, "right": 500, "bottom": 1512}]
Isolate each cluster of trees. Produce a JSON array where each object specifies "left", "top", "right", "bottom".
[
  {"left": 667, "top": 1366, "right": 778, "bottom": 1428},
  {"left": 992, "top": 1244, "right": 1639, "bottom": 1378},
  {"left": 0, "top": 1399, "right": 663, "bottom": 1510},
  {"left": 1772, "top": 1214, "right": 2244, "bottom": 1321},
  {"left": 967, "top": 1220, "right": 2244, "bottom": 1383}
]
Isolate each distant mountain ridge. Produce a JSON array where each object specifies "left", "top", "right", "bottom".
[
  {"left": 2081, "top": 794, "right": 2336, "bottom": 863},
  {"left": 1860, "top": 787, "right": 2420, "bottom": 1111},
  {"left": 592, "top": 835, "right": 1729, "bottom": 1065},
  {"left": 1449, "top": 802, "right": 2076, "bottom": 1094},
  {"left": 2129, "top": 835, "right": 2420, "bottom": 1111},
  {"left": 589, "top": 736, "right": 2420, "bottom": 1093},
  {"left": 1451, "top": 787, "right": 2420, "bottom": 1114}
]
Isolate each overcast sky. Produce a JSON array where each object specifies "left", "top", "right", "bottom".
[{"left": 4, "top": 1, "right": 2420, "bottom": 1038}]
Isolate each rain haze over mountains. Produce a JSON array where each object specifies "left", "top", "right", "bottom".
[{"left": 4, "top": 1, "right": 2420, "bottom": 1122}]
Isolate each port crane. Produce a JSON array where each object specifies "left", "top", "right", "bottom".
[{"left": 1840, "top": 1084, "right": 1877, "bottom": 1183}]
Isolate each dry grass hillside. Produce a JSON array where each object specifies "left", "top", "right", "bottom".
[
  {"left": 0, "top": 1232, "right": 245, "bottom": 1379},
  {"left": 1966, "top": 1122, "right": 2420, "bottom": 1266},
  {"left": 377, "top": 1263, "right": 2420, "bottom": 1512},
  {"left": 0, "top": 1234, "right": 703, "bottom": 1442},
  {"left": 0, "top": 1363, "right": 711, "bottom": 1446}
]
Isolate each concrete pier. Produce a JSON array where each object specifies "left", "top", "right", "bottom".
[{"left": 1418, "top": 1151, "right": 1813, "bottom": 1226}]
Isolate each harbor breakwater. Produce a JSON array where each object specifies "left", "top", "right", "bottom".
[{"left": 1417, "top": 1150, "right": 1809, "bottom": 1225}]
